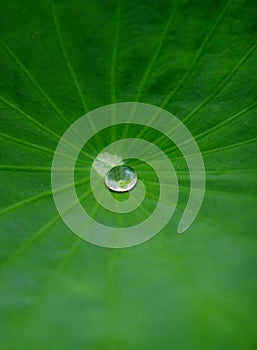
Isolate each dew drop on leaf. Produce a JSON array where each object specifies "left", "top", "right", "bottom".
[{"left": 105, "top": 165, "right": 137, "bottom": 192}]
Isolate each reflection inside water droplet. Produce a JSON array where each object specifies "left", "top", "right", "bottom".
[{"left": 105, "top": 165, "right": 137, "bottom": 192}]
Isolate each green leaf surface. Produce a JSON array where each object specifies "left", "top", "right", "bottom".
[{"left": 0, "top": 0, "right": 256, "bottom": 349}]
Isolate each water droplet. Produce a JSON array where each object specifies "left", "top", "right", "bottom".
[{"left": 105, "top": 165, "right": 137, "bottom": 192}]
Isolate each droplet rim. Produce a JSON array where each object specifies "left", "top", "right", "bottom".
[{"left": 104, "top": 165, "right": 137, "bottom": 193}]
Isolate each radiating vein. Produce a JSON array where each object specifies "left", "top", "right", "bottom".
[
  {"left": 0, "top": 38, "right": 70, "bottom": 125},
  {"left": 121, "top": 3, "right": 177, "bottom": 141},
  {"left": 135, "top": 1, "right": 177, "bottom": 101},
  {"left": 0, "top": 95, "right": 62, "bottom": 140},
  {"left": 0, "top": 96, "right": 95, "bottom": 161},
  {"left": 51, "top": 2, "right": 89, "bottom": 112},
  {"left": 133, "top": 184, "right": 213, "bottom": 227},
  {"left": 0, "top": 131, "right": 86, "bottom": 165},
  {"left": 0, "top": 39, "right": 95, "bottom": 159},
  {"left": 10, "top": 195, "right": 104, "bottom": 332},
  {"left": 161, "top": 0, "right": 232, "bottom": 109},
  {"left": 193, "top": 101, "right": 257, "bottom": 140},
  {"left": 0, "top": 178, "right": 89, "bottom": 216},
  {"left": 110, "top": 0, "right": 121, "bottom": 103},
  {"left": 146, "top": 101, "right": 257, "bottom": 163},
  {"left": 146, "top": 180, "right": 253, "bottom": 197},
  {"left": 200, "top": 137, "right": 257, "bottom": 156},
  {"left": 168, "top": 136, "right": 257, "bottom": 162},
  {"left": 0, "top": 131, "right": 54, "bottom": 156},
  {"left": 183, "top": 42, "right": 257, "bottom": 123},
  {"left": 0, "top": 165, "right": 90, "bottom": 172},
  {"left": 51, "top": 4, "right": 100, "bottom": 153},
  {"left": 53, "top": 239, "right": 81, "bottom": 275},
  {"left": 0, "top": 214, "right": 61, "bottom": 270},
  {"left": 0, "top": 165, "right": 53, "bottom": 172},
  {"left": 8, "top": 237, "right": 82, "bottom": 333},
  {"left": 0, "top": 189, "right": 91, "bottom": 270},
  {"left": 177, "top": 169, "right": 257, "bottom": 175}
]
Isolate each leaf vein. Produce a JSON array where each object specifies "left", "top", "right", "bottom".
[
  {"left": 161, "top": 0, "right": 232, "bottom": 108},
  {"left": 51, "top": 2, "right": 89, "bottom": 112}
]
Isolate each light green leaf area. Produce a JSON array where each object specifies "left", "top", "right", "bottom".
[{"left": 0, "top": 0, "right": 256, "bottom": 349}]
